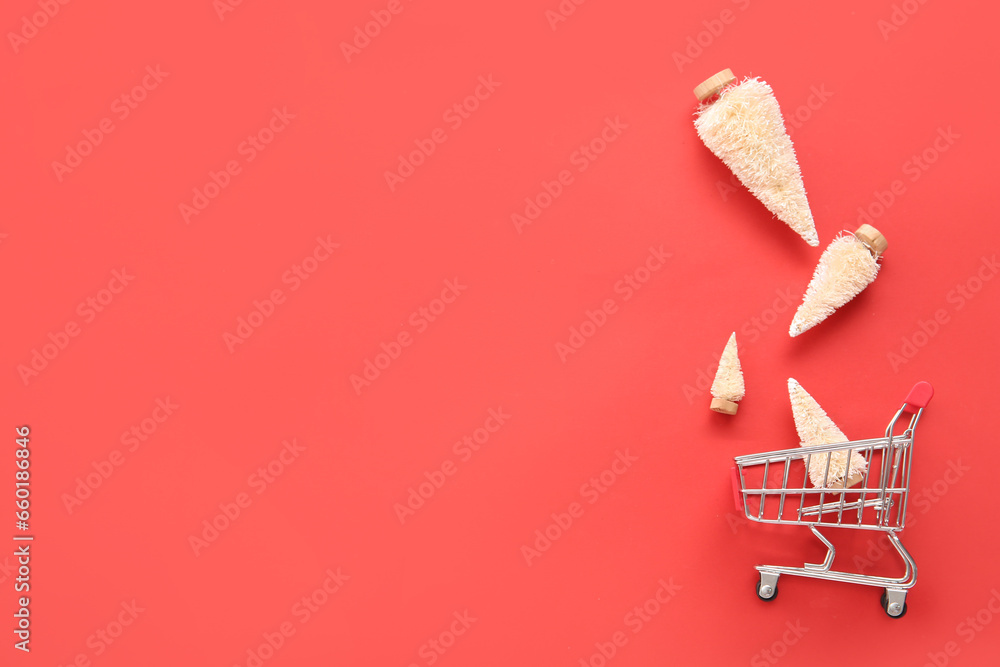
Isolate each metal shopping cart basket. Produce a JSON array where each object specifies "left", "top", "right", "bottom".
[{"left": 731, "top": 381, "right": 934, "bottom": 618}]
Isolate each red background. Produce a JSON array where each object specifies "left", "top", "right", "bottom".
[{"left": 4, "top": 0, "right": 999, "bottom": 665}]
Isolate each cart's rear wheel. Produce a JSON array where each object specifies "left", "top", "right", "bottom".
[
  {"left": 755, "top": 581, "right": 777, "bottom": 601},
  {"left": 880, "top": 590, "right": 908, "bottom": 618},
  {"left": 756, "top": 575, "right": 778, "bottom": 601}
]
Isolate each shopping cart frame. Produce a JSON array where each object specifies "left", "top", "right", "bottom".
[{"left": 732, "top": 381, "right": 933, "bottom": 618}]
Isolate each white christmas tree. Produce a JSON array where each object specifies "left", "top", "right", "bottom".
[
  {"left": 788, "top": 378, "right": 867, "bottom": 488},
  {"left": 694, "top": 70, "right": 818, "bottom": 246},
  {"left": 710, "top": 332, "right": 744, "bottom": 415},
  {"left": 790, "top": 225, "right": 887, "bottom": 337}
]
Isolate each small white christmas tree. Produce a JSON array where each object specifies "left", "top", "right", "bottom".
[
  {"left": 694, "top": 69, "right": 818, "bottom": 246},
  {"left": 790, "top": 224, "right": 887, "bottom": 337},
  {"left": 788, "top": 378, "right": 867, "bottom": 488},
  {"left": 710, "top": 332, "right": 744, "bottom": 415}
]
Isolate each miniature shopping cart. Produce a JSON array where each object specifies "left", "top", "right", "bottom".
[{"left": 731, "top": 381, "right": 934, "bottom": 618}]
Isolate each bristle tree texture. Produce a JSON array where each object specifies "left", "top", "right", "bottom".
[
  {"left": 788, "top": 378, "right": 867, "bottom": 488},
  {"left": 694, "top": 76, "right": 819, "bottom": 246},
  {"left": 710, "top": 332, "right": 744, "bottom": 415},
  {"left": 789, "top": 230, "right": 882, "bottom": 337}
]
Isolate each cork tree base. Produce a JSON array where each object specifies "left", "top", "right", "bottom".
[
  {"left": 694, "top": 69, "right": 736, "bottom": 102},
  {"left": 854, "top": 224, "right": 888, "bottom": 257},
  {"left": 846, "top": 470, "right": 866, "bottom": 488},
  {"left": 820, "top": 469, "right": 868, "bottom": 493},
  {"left": 710, "top": 397, "right": 739, "bottom": 415}
]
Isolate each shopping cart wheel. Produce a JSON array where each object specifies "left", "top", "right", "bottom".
[
  {"left": 880, "top": 590, "right": 908, "bottom": 618},
  {"left": 756, "top": 572, "right": 779, "bottom": 601}
]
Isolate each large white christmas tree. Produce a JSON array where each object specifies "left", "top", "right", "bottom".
[
  {"left": 790, "top": 225, "right": 887, "bottom": 336},
  {"left": 694, "top": 70, "right": 818, "bottom": 246}
]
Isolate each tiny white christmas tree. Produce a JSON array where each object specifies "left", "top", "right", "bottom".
[
  {"left": 790, "top": 224, "right": 887, "bottom": 337},
  {"left": 694, "top": 69, "right": 818, "bottom": 246},
  {"left": 788, "top": 378, "right": 867, "bottom": 488},
  {"left": 710, "top": 332, "right": 744, "bottom": 415}
]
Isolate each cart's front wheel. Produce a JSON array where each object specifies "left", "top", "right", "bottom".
[
  {"left": 881, "top": 590, "right": 908, "bottom": 618},
  {"left": 756, "top": 573, "right": 779, "bottom": 601}
]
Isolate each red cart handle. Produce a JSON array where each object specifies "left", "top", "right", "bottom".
[{"left": 902, "top": 381, "right": 934, "bottom": 413}]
